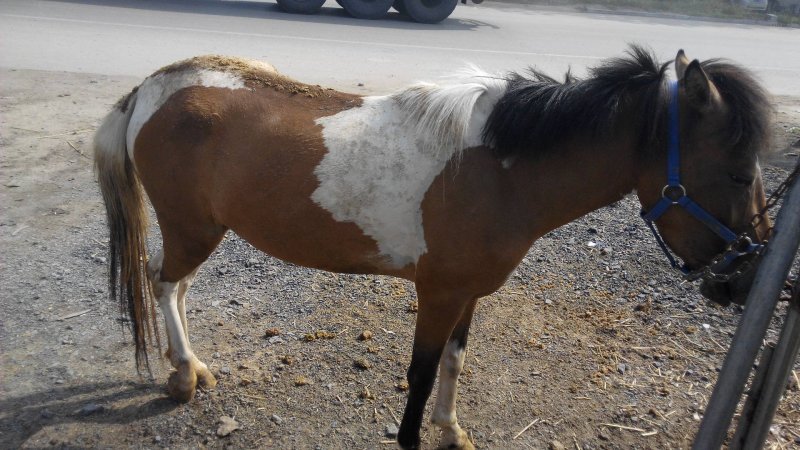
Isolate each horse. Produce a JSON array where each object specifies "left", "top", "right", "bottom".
[{"left": 94, "top": 46, "right": 772, "bottom": 449}]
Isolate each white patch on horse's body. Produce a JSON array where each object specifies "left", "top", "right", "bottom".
[
  {"left": 313, "top": 68, "right": 508, "bottom": 267},
  {"left": 125, "top": 69, "right": 246, "bottom": 160}
]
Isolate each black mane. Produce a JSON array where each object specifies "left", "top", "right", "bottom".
[{"left": 482, "top": 45, "right": 770, "bottom": 159}]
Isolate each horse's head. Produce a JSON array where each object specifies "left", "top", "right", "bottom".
[{"left": 637, "top": 50, "right": 772, "bottom": 306}]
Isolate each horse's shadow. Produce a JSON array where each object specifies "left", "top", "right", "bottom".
[{"left": 0, "top": 381, "right": 178, "bottom": 448}]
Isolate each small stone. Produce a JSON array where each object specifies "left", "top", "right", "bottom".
[
  {"left": 264, "top": 328, "right": 281, "bottom": 337},
  {"left": 550, "top": 440, "right": 566, "bottom": 450},
  {"left": 269, "top": 336, "right": 284, "bottom": 344},
  {"left": 294, "top": 375, "right": 311, "bottom": 386},
  {"left": 281, "top": 355, "right": 294, "bottom": 365},
  {"left": 601, "top": 247, "right": 612, "bottom": 256},
  {"left": 216, "top": 416, "right": 240, "bottom": 437},
  {"left": 385, "top": 423, "right": 399, "bottom": 438},
  {"left": 359, "top": 386, "right": 375, "bottom": 399},
  {"left": 271, "top": 414, "right": 283, "bottom": 425},
  {"left": 153, "top": 435, "right": 162, "bottom": 443},
  {"left": 544, "top": 299, "right": 553, "bottom": 305},
  {"left": 354, "top": 358, "right": 371, "bottom": 370},
  {"left": 634, "top": 300, "right": 652, "bottom": 313},
  {"left": 617, "top": 363, "right": 627, "bottom": 374},
  {"left": 395, "top": 380, "right": 409, "bottom": 391},
  {"left": 358, "top": 330, "right": 373, "bottom": 341},
  {"left": 219, "top": 366, "right": 231, "bottom": 375},
  {"left": 407, "top": 301, "right": 418, "bottom": 312},
  {"left": 76, "top": 403, "right": 105, "bottom": 416}
]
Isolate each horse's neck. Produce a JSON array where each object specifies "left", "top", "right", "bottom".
[{"left": 513, "top": 135, "right": 639, "bottom": 238}]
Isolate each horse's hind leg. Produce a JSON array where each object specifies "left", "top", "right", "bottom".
[
  {"left": 154, "top": 257, "right": 216, "bottom": 389},
  {"left": 431, "top": 299, "right": 477, "bottom": 450},
  {"left": 147, "top": 223, "right": 225, "bottom": 402}
]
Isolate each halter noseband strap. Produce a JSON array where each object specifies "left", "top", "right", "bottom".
[{"left": 640, "top": 80, "right": 763, "bottom": 280}]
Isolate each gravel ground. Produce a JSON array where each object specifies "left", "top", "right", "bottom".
[{"left": 1, "top": 67, "right": 799, "bottom": 449}]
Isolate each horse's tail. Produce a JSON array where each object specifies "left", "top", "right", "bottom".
[{"left": 93, "top": 87, "right": 159, "bottom": 373}]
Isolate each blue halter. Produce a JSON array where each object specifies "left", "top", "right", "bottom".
[{"left": 640, "top": 80, "right": 763, "bottom": 279}]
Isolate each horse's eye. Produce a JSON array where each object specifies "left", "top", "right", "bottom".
[{"left": 729, "top": 173, "right": 753, "bottom": 186}]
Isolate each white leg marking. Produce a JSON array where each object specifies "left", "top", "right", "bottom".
[
  {"left": 154, "top": 279, "right": 195, "bottom": 367},
  {"left": 147, "top": 250, "right": 195, "bottom": 366},
  {"left": 176, "top": 268, "right": 199, "bottom": 341},
  {"left": 432, "top": 340, "right": 469, "bottom": 448}
]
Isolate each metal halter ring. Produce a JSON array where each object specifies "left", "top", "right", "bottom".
[
  {"left": 730, "top": 234, "right": 754, "bottom": 253},
  {"left": 661, "top": 184, "right": 686, "bottom": 204}
]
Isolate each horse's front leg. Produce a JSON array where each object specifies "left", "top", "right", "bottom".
[
  {"left": 431, "top": 299, "right": 478, "bottom": 450},
  {"left": 397, "top": 285, "right": 475, "bottom": 450}
]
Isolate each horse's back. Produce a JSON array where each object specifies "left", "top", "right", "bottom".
[{"left": 127, "top": 56, "right": 422, "bottom": 276}]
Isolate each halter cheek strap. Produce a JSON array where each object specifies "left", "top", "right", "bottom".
[{"left": 640, "top": 80, "right": 763, "bottom": 278}]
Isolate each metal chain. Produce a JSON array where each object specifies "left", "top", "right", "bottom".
[
  {"left": 690, "top": 161, "right": 800, "bottom": 283},
  {"left": 685, "top": 243, "right": 763, "bottom": 282}
]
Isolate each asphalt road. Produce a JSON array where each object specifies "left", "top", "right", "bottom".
[{"left": 1, "top": 0, "right": 799, "bottom": 95}]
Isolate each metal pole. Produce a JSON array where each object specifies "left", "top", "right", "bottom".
[
  {"left": 736, "top": 289, "right": 800, "bottom": 449},
  {"left": 692, "top": 174, "right": 800, "bottom": 450},
  {"left": 729, "top": 343, "right": 775, "bottom": 450}
]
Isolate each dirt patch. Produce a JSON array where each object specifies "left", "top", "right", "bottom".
[{"left": 1, "top": 68, "right": 798, "bottom": 449}]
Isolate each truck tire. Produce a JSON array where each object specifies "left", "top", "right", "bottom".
[
  {"left": 277, "top": 0, "right": 326, "bottom": 14},
  {"left": 340, "top": 0, "right": 393, "bottom": 19},
  {"left": 392, "top": 0, "right": 408, "bottom": 15},
  {"left": 403, "top": 0, "right": 457, "bottom": 23}
]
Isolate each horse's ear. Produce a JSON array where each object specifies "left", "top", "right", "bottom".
[
  {"left": 675, "top": 49, "right": 690, "bottom": 80},
  {"left": 682, "top": 59, "right": 722, "bottom": 112}
]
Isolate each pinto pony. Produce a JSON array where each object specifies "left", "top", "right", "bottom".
[{"left": 95, "top": 47, "right": 771, "bottom": 449}]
